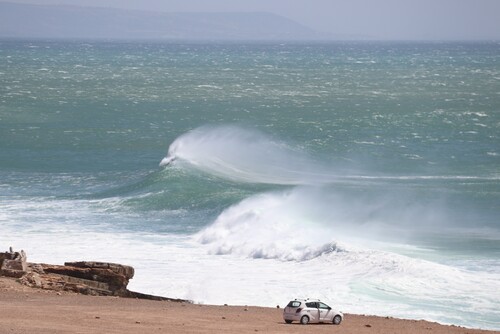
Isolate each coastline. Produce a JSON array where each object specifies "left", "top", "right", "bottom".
[
  {"left": 1, "top": 277, "right": 497, "bottom": 334},
  {"left": 2, "top": 40, "right": 499, "bottom": 333}
]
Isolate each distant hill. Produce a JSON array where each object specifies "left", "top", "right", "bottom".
[{"left": 0, "top": 2, "right": 328, "bottom": 40}]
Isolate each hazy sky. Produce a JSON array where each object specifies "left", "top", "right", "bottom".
[{"left": 7, "top": 0, "right": 500, "bottom": 40}]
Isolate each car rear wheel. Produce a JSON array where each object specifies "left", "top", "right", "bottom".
[
  {"left": 285, "top": 320, "right": 292, "bottom": 324},
  {"left": 333, "top": 315, "right": 342, "bottom": 325},
  {"left": 300, "top": 315, "right": 309, "bottom": 325}
]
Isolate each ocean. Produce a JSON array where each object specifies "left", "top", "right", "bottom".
[{"left": 1, "top": 40, "right": 499, "bottom": 330}]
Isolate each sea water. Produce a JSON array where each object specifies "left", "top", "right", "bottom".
[{"left": 1, "top": 40, "right": 499, "bottom": 329}]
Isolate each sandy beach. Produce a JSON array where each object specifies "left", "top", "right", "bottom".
[{"left": 0, "top": 277, "right": 497, "bottom": 334}]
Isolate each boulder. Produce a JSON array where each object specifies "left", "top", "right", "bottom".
[
  {"left": 20, "top": 272, "right": 43, "bottom": 288},
  {"left": 40, "top": 263, "right": 131, "bottom": 295},
  {"left": 0, "top": 248, "right": 27, "bottom": 278}
]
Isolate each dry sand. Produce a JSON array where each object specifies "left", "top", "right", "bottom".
[{"left": 0, "top": 277, "right": 497, "bottom": 334}]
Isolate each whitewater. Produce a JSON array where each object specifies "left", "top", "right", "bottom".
[{"left": 1, "top": 40, "right": 499, "bottom": 330}]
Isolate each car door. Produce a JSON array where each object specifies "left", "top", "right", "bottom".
[
  {"left": 305, "top": 302, "right": 320, "bottom": 322},
  {"left": 318, "top": 302, "right": 333, "bottom": 322}
]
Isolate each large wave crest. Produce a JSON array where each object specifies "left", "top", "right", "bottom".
[{"left": 160, "top": 125, "right": 329, "bottom": 185}]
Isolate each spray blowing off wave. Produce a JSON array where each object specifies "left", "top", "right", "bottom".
[
  {"left": 160, "top": 125, "right": 329, "bottom": 185},
  {"left": 159, "top": 125, "right": 496, "bottom": 186},
  {"left": 194, "top": 183, "right": 483, "bottom": 261}
]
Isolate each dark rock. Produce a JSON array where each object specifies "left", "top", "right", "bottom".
[{"left": 125, "top": 290, "right": 188, "bottom": 302}]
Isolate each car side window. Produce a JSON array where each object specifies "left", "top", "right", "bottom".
[
  {"left": 305, "top": 302, "right": 317, "bottom": 308},
  {"left": 318, "top": 302, "right": 330, "bottom": 309}
]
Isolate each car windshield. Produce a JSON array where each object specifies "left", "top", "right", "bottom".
[{"left": 287, "top": 301, "right": 301, "bottom": 308}]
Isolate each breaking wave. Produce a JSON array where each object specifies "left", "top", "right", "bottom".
[
  {"left": 160, "top": 125, "right": 329, "bottom": 185},
  {"left": 196, "top": 189, "right": 344, "bottom": 261},
  {"left": 160, "top": 125, "right": 499, "bottom": 186}
]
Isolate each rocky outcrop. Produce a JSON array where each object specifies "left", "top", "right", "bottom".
[
  {"left": 22, "top": 261, "right": 134, "bottom": 297},
  {"left": 0, "top": 247, "right": 27, "bottom": 278},
  {"left": 1, "top": 248, "right": 189, "bottom": 302}
]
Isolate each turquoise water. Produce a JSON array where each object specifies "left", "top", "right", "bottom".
[{"left": 1, "top": 40, "right": 499, "bottom": 329}]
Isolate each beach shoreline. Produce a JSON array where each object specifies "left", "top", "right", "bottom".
[{"left": 0, "top": 277, "right": 497, "bottom": 334}]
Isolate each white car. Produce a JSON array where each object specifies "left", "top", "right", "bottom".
[{"left": 283, "top": 299, "right": 343, "bottom": 325}]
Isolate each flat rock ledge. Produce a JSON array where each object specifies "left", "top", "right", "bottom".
[{"left": 1, "top": 248, "right": 188, "bottom": 302}]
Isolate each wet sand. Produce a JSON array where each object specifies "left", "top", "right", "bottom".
[{"left": 0, "top": 277, "right": 497, "bottom": 334}]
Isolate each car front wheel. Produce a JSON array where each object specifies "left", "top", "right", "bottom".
[
  {"left": 333, "top": 315, "right": 342, "bottom": 325},
  {"left": 300, "top": 315, "right": 310, "bottom": 325}
]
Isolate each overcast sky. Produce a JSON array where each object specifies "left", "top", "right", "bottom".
[{"left": 7, "top": 0, "right": 500, "bottom": 40}]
